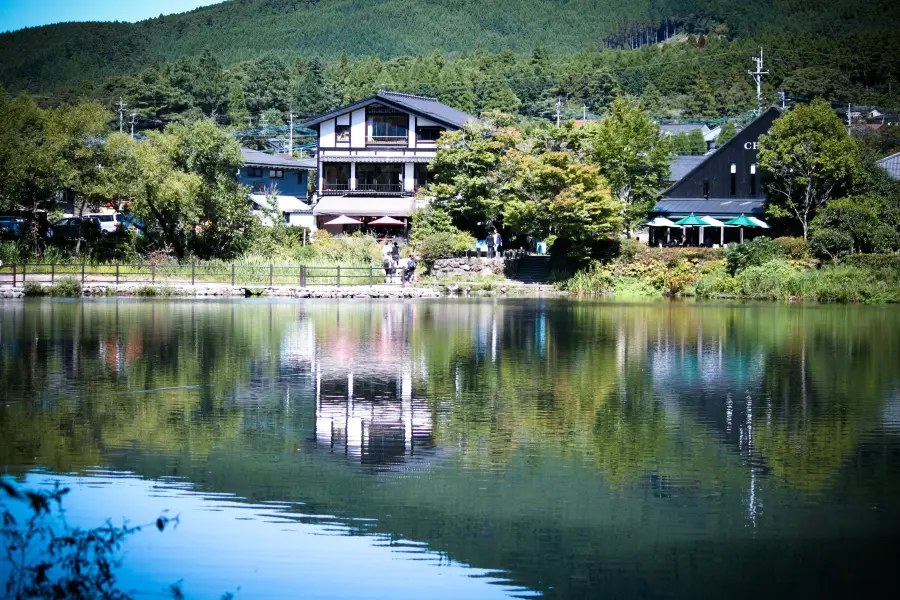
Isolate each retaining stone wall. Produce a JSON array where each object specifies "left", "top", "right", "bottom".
[{"left": 429, "top": 256, "right": 513, "bottom": 277}]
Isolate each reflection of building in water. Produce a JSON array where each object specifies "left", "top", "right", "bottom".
[{"left": 314, "top": 367, "right": 435, "bottom": 466}]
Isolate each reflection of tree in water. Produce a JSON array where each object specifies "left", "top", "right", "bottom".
[{"left": 2, "top": 300, "right": 900, "bottom": 598}]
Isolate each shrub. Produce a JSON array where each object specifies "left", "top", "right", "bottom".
[
  {"left": 557, "top": 262, "right": 613, "bottom": 294},
  {"left": 841, "top": 253, "right": 900, "bottom": 269},
  {"left": 872, "top": 226, "right": 900, "bottom": 254},
  {"left": 48, "top": 277, "right": 83, "bottom": 297},
  {"left": 734, "top": 259, "right": 799, "bottom": 300},
  {"left": 773, "top": 236, "right": 810, "bottom": 259},
  {"left": 663, "top": 259, "right": 701, "bottom": 295},
  {"left": 694, "top": 268, "right": 740, "bottom": 298},
  {"left": 810, "top": 228, "right": 854, "bottom": 262},
  {"left": 411, "top": 206, "right": 457, "bottom": 245},
  {"left": 617, "top": 238, "right": 646, "bottom": 262},
  {"left": 725, "top": 237, "right": 785, "bottom": 274},
  {"left": 418, "top": 231, "right": 476, "bottom": 267},
  {"left": 134, "top": 285, "right": 158, "bottom": 297},
  {"left": 22, "top": 281, "right": 45, "bottom": 296}
]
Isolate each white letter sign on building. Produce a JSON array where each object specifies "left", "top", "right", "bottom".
[{"left": 743, "top": 141, "right": 759, "bottom": 150}]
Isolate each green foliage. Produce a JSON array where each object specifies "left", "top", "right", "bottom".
[
  {"left": 725, "top": 237, "right": 786, "bottom": 274},
  {"left": 134, "top": 285, "right": 159, "bottom": 297},
  {"left": 734, "top": 259, "right": 800, "bottom": 300},
  {"left": 809, "top": 196, "right": 900, "bottom": 260},
  {"left": 581, "top": 98, "right": 672, "bottom": 235},
  {"left": 501, "top": 151, "right": 623, "bottom": 263},
  {"left": 841, "top": 253, "right": 900, "bottom": 270},
  {"left": 669, "top": 129, "right": 706, "bottom": 155},
  {"left": 663, "top": 259, "right": 702, "bottom": 295},
  {"left": 694, "top": 267, "right": 741, "bottom": 297},
  {"left": 716, "top": 121, "right": 737, "bottom": 146},
  {"left": 48, "top": 277, "right": 83, "bottom": 297},
  {"left": 556, "top": 262, "right": 613, "bottom": 294},
  {"left": 410, "top": 206, "right": 457, "bottom": 245},
  {"left": 772, "top": 236, "right": 810, "bottom": 259},
  {"left": 22, "top": 281, "right": 45, "bottom": 296},
  {"left": 418, "top": 231, "right": 476, "bottom": 267},
  {"left": 1, "top": 479, "right": 176, "bottom": 599},
  {"left": 759, "top": 100, "right": 861, "bottom": 238}
]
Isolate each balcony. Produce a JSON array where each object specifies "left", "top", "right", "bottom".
[
  {"left": 320, "top": 182, "right": 417, "bottom": 197},
  {"left": 365, "top": 135, "right": 408, "bottom": 146}
]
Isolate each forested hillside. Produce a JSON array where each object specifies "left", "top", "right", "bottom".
[{"left": 2, "top": 0, "right": 899, "bottom": 95}]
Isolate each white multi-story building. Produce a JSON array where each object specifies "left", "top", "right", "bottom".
[{"left": 302, "top": 90, "right": 477, "bottom": 232}]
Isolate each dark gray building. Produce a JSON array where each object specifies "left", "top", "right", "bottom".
[{"left": 653, "top": 107, "right": 781, "bottom": 222}]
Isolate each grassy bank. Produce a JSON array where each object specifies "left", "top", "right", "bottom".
[{"left": 556, "top": 240, "right": 900, "bottom": 304}]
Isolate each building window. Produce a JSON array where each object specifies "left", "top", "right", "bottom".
[
  {"left": 413, "top": 163, "right": 432, "bottom": 189},
  {"left": 247, "top": 167, "right": 264, "bottom": 178},
  {"left": 335, "top": 125, "right": 350, "bottom": 143},
  {"left": 269, "top": 169, "right": 284, "bottom": 179},
  {"left": 252, "top": 182, "right": 266, "bottom": 193},
  {"left": 323, "top": 163, "right": 350, "bottom": 192},
  {"left": 367, "top": 107, "right": 408, "bottom": 145},
  {"left": 750, "top": 163, "right": 757, "bottom": 196},
  {"left": 416, "top": 126, "right": 444, "bottom": 142},
  {"left": 730, "top": 163, "right": 737, "bottom": 196},
  {"left": 703, "top": 180, "right": 709, "bottom": 198}
]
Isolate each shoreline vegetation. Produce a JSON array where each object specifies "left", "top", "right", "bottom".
[{"left": 556, "top": 238, "right": 900, "bottom": 303}]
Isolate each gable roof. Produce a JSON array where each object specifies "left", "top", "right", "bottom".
[
  {"left": 301, "top": 90, "right": 477, "bottom": 130},
  {"left": 661, "top": 107, "right": 782, "bottom": 198},
  {"left": 877, "top": 151, "right": 900, "bottom": 180},
  {"left": 241, "top": 148, "right": 316, "bottom": 170}
]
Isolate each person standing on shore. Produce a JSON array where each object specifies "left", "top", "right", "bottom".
[
  {"left": 494, "top": 230, "right": 503, "bottom": 256},
  {"left": 486, "top": 230, "right": 496, "bottom": 258}
]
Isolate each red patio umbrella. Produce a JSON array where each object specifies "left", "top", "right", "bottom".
[
  {"left": 323, "top": 215, "right": 362, "bottom": 226},
  {"left": 367, "top": 216, "right": 406, "bottom": 226}
]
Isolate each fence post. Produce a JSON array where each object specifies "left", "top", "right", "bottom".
[
  {"left": 301, "top": 265, "right": 306, "bottom": 288},
  {"left": 11, "top": 264, "right": 15, "bottom": 286},
  {"left": 369, "top": 265, "right": 373, "bottom": 287},
  {"left": 115, "top": 263, "right": 120, "bottom": 285},
  {"left": 22, "top": 263, "right": 26, "bottom": 283},
  {"left": 336, "top": 266, "right": 341, "bottom": 288},
  {"left": 191, "top": 263, "right": 196, "bottom": 286},
  {"left": 269, "top": 264, "right": 274, "bottom": 287},
  {"left": 231, "top": 263, "right": 235, "bottom": 286},
  {"left": 51, "top": 263, "right": 55, "bottom": 283},
  {"left": 81, "top": 262, "right": 85, "bottom": 283},
  {"left": 151, "top": 264, "right": 156, "bottom": 283}
]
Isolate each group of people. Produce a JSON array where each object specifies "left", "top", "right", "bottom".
[
  {"left": 382, "top": 241, "right": 417, "bottom": 283},
  {"left": 486, "top": 229, "right": 503, "bottom": 258}
]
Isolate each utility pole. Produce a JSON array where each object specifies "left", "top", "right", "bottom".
[
  {"left": 748, "top": 47, "right": 768, "bottom": 116},
  {"left": 288, "top": 111, "right": 294, "bottom": 156},
  {"left": 129, "top": 113, "right": 136, "bottom": 139},
  {"left": 117, "top": 98, "right": 127, "bottom": 133},
  {"left": 582, "top": 105, "right": 588, "bottom": 121},
  {"left": 846, "top": 103, "right": 853, "bottom": 133},
  {"left": 778, "top": 90, "right": 786, "bottom": 110},
  {"left": 555, "top": 98, "right": 562, "bottom": 127}
]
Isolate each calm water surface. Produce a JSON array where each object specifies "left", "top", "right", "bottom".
[{"left": 1, "top": 298, "right": 900, "bottom": 599}]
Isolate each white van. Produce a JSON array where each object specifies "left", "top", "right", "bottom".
[{"left": 85, "top": 213, "right": 125, "bottom": 234}]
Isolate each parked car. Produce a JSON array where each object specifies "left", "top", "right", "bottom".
[
  {"left": 85, "top": 212, "right": 125, "bottom": 234},
  {"left": 48, "top": 217, "right": 101, "bottom": 241},
  {"left": 0, "top": 216, "right": 24, "bottom": 238}
]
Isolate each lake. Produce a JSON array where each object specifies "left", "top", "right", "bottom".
[{"left": 1, "top": 298, "right": 899, "bottom": 599}]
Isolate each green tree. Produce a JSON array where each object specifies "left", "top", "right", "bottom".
[
  {"left": 759, "top": 100, "right": 861, "bottom": 239},
  {"left": 0, "top": 89, "right": 54, "bottom": 217},
  {"left": 501, "top": 151, "right": 622, "bottom": 263},
  {"left": 245, "top": 54, "right": 291, "bottom": 114},
  {"left": 294, "top": 57, "right": 330, "bottom": 116},
  {"left": 191, "top": 49, "right": 229, "bottom": 117},
  {"left": 716, "top": 121, "right": 737, "bottom": 146},
  {"left": 429, "top": 116, "right": 521, "bottom": 229},
  {"left": 582, "top": 98, "right": 673, "bottom": 236}
]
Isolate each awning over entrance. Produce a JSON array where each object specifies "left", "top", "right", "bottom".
[
  {"left": 312, "top": 196, "right": 416, "bottom": 217},
  {"left": 653, "top": 198, "right": 765, "bottom": 219}
]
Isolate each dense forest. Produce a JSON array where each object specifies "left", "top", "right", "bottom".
[{"left": 1, "top": 0, "right": 899, "bottom": 128}]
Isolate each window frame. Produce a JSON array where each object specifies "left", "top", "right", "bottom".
[
  {"left": 268, "top": 169, "right": 284, "bottom": 179},
  {"left": 247, "top": 166, "right": 264, "bottom": 178},
  {"left": 335, "top": 124, "right": 350, "bottom": 143}
]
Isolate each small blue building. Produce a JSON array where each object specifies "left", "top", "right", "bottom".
[{"left": 239, "top": 148, "right": 317, "bottom": 228}]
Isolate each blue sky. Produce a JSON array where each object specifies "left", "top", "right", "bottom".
[{"left": 0, "top": 0, "right": 225, "bottom": 33}]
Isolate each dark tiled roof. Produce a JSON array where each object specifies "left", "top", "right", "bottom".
[
  {"left": 877, "top": 151, "right": 900, "bottom": 180},
  {"left": 241, "top": 148, "right": 316, "bottom": 169},
  {"left": 653, "top": 198, "right": 765, "bottom": 217},
  {"left": 669, "top": 155, "right": 708, "bottom": 182},
  {"left": 301, "top": 90, "right": 477, "bottom": 129},
  {"left": 376, "top": 91, "right": 476, "bottom": 128}
]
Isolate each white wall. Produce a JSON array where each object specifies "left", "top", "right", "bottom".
[
  {"left": 351, "top": 108, "right": 367, "bottom": 148},
  {"left": 320, "top": 119, "right": 336, "bottom": 147},
  {"left": 403, "top": 163, "right": 415, "bottom": 192},
  {"left": 407, "top": 114, "right": 416, "bottom": 148}
]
